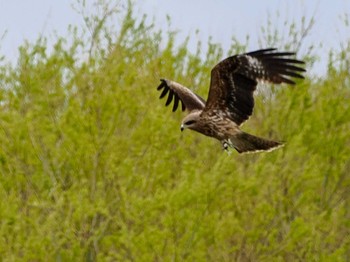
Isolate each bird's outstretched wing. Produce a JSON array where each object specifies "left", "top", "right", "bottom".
[
  {"left": 203, "top": 48, "right": 306, "bottom": 125},
  {"left": 157, "top": 79, "right": 206, "bottom": 112}
]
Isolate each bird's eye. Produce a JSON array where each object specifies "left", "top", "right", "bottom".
[{"left": 185, "top": 120, "right": 196, "bottom": 125}]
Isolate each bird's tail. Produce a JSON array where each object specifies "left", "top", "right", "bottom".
[{"left": 230, "top": 132, "right": 284, "bottom": 154}]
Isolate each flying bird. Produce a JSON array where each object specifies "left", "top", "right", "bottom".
[{"left": 157, "top": 48, "right": 305, "bottom": 153}]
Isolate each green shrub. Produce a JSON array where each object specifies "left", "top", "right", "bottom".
[{"left": 0, "top": 1, "right": 349, "bottom": 261}]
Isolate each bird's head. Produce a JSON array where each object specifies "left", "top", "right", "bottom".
[{"left": 181, "top": 111, "right": 201, "bottom": 132}]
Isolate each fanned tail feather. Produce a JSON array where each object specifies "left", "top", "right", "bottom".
[{"left": 231, "top": 132, "right": 284, "bottom": 154}]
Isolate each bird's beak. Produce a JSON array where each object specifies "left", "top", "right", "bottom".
[{"left": 180, "top": 124, "right": 184, "bottom": 132}]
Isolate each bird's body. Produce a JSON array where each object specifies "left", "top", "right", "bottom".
[
  {"left": 182, "top": 110, "right": 238, "bottom": 140},
  {"left": 157, "top": 48, "right": 305, "bottom": 154}
]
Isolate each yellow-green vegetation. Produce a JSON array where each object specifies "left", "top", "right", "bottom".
[{"left": 0, "top": 2, "right": 349, "bottom": 261}]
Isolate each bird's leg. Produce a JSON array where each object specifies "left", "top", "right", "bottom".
[
  {"left": 222, "top": 140, "right": 230, "bottom": 151},
  {"left": 222, "top": 141, "right": 229, "bottom": 151},
  {"left": 222, "top": 139, "right": 233, "bottom": 154}
]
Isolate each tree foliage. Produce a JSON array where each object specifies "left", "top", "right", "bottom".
[{"left": 0, "top": 1, "right": 349, "bottom": 261}]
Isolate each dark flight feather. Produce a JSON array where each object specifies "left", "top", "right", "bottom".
[
  {"left": 203, "top": 48, "right": 305, "bottom": 125},
  {"left": 157, "top": 79, "right": 205, "bottom": 112}
]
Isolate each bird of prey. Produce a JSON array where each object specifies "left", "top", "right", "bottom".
[{"left": 157, "top": 48, "right": 305, "bottom": 153}]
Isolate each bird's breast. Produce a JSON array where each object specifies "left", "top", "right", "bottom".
[{"left": 197, "top": 115, "right": 238, "bottom": 140}]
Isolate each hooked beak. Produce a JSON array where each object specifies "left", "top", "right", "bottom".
[{"left": 180, "top": 124, "right": 184, "bottom": 132}]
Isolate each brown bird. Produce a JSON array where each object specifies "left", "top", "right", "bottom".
[{"left": 157, "top": 48, "right": 305, "bottom": 153}]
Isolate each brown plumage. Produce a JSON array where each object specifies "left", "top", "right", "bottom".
[{"left": 157, "top": 48, "right": 305, "bottom": 153}]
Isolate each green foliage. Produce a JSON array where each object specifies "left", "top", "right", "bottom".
[{"left": 0, "top": 1, "right": 349, "bottom": 261}]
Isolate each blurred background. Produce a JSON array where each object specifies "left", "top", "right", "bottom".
[
  {"left": 1, "top": 0, "right": 349, "bottom": 75},
  {"left": 0, "top": 0, "right": 349, "bottom": 261}
]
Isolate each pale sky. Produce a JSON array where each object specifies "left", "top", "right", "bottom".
[{"left": 0, "top": 0, "right": 349, "bottom": 76}]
